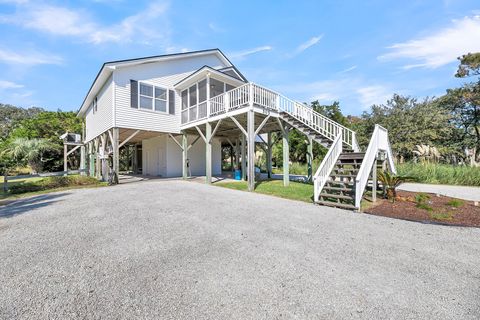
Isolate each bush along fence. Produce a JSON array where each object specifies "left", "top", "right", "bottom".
[{"left": 3, "top": 169, "right": 89, "bottom": 193}]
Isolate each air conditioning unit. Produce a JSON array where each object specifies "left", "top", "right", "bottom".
[{"left": 60, "top": 132, "right": 82, "bottom": 144}]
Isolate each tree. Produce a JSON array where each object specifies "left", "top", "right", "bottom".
[
  {"left": 0, "top": 103, "right": 43, "bottom": 142},
  {"left": 354, "top": 94, "right": 455, "bottom": 161},
  {"left": 2, "top": 138, "right": 54, "bottom": 174},
  {"left": 439, "top": 52, "right": 480, "bottom": 161},
  {"left": 455, "top": 53, "right": 480, "bottom": 78},
  {"left": 9, "top": 111, "right": 83, "bottom": 171}
]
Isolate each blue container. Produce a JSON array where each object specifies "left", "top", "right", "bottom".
[{"left": 234, "top": 169, "right": 242, "bottom": 180}]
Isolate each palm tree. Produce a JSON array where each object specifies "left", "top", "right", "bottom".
[
  {"left": 377, "top": 170, "right": 415, "bottom": 202},
  {"left": 2, "top": 138, "right": 54, "bottom": 174}
]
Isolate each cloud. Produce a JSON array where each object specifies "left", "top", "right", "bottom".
[
  {"left": 379, "top": 15, "right": 480, "bottom": 69},
  {"left": 230, "top": 46, "right": 272, "bottom": 60},
  {"left": 0, "top": 1, "right": 170, "bottom": 45},
  {"left": 294, "top": 35, "right": 323, "bottom": 55},
  {"left": 0, "top": 80, "right": 23, "bottom": 89},
  {"left": 356, "top": 86, "right": 392, "bottom": 108},
  {"left": 277, "top": 77, "right": 393, "bottom": 111},
  {"left": 208, "top": 22, "right": 225, "bottom": 33},
  {"left": 338, "top": 65, "right": 357, "bottom": 74},
  {"left": 0, "top": 48, "right": 63, "bottom": 65}
]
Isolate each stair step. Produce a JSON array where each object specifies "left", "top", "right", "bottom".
[
  {"left": 319, "top": 193, "right": 354, "bottom": 200},
  {"left": 339, "top": 152, "right": 366, "bottom": 160},
  {"left": 322, "top": 186, "right": 353, "bottom": 192},
  {"left": 315, "top": 200, "right": 357, "bottom": 210},
  {"left": 329, "top": 174, "right": 356, "bottom": 179}
]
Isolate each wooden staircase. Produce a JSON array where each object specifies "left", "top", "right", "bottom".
[
  {"left": 316, "top": 152, "right": 365, "bottom": 210},
  {"left": 280, "top": 112, "right": 334, "bottom": 149}
]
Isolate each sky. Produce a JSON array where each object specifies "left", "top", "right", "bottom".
[{"left": 0, "top": 0, "right": 479, "bottom": 115}]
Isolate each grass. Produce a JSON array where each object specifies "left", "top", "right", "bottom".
[
  {"left": 397, "top": 162, "right": 480, "bottom": 187},
  {"left": 215, "top": 179, "right": 314, "bottom": 203},
  {"left": 272, "top": 160, "right": 322, "bottom": 175},
  {"left": 0, "top": 175, "right": 106, "bottom": 202},
  {"left": 446, "top": 199, "right": 464, "bottom": 208},
  {"left": 430, "top": 211, "right": 454, "bottom": 221}
]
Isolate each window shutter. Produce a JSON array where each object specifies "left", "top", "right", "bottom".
[
  {"left": 168, "top": 89, "right": 175, "bottom": 115},
  {"left": 130, "top": 80, "right": 138, "bottom": 109}
]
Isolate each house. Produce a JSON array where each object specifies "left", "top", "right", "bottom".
[{"left": 77, "top": 48, "right": 395, "bottom": 210}]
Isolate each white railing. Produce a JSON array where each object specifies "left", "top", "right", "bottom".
[
  {"left": 313, "top": 131, "right": 343, "bottom": 202},
  {"left": 180, "top": 82, "right": 359, "bottom": 150},
  {"left": 354, "top": 124, "right": 396, "bottom": 208}
]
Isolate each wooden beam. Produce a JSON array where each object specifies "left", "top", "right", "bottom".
[
  {"left": 208, "top": 119, "right": 223, "bottom": 143},
  {"left": 256, "top": 134, "right": 267, "bottom": 145},
  {"left": 187, "top": 136, "right": 201, "bottom": 151},
  {"left": 283, "top": 127, "right": 289, "bottom": 187},
  {"left": 276, "top": 118, "right": 287, "bottom": 136},
  {"left": 241, "top": 134, "right": 246, "bottom": 181},
  {"left": 225, "top": 138, "right": 234, "bottom": 148},
  {"left": 119, "top": 130, "right": 140, "bottom": 148},
  {"left": 254, "top": 115, "right": 271, "bottom": 136},
  {"left": 107, "top": 129, "right": 114, "bottom": 146},
  {"left": 205, "top": 122, "right": 212, "bottom": 184},
  {"left": 112, "top": 127, "right": 119, "bottom": 184},
  {"left": 247, "top": 110, "right": 255, "bottom": 191},
  {"left": 229, "top": 116, "right": 247, "bottom": 137},
  {"left": 267, "top": 132, "right": 272, "bottom": 179},
  {"left": 182, "top": 132, "right": 188, "bottom": 179},
  {"left": 195, "top": 126, "right": 207, "bottom": 143},
  {"left": 66, "top": 145, "right": 81, "bottom": 157},
  {"left": 168, "top": 133, "right": 183, "bottom": 151}
]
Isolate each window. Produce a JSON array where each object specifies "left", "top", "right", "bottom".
[
  {"left": 136, "top": 82, "right": 173, "bottom": 114},
  {"left": 92, "top": 97, "right": 98, "bottom": 114},
  {"left": 210, "top": 78, "right": 224, "bottom": 98}
]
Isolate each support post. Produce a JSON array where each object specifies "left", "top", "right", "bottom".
[
  {"left": 307, "top": 137, "right": 313, "bottom": 182},
  {"left": 241, "top": 134, "right": 246, "bottom": 181},
  {"left": 182, "top": 132, "right": 188, "bottom": 179},
  {"left": 247, "top": 109, "right": 255, "bottom": 191},
  {"left": 372, "top": 156, "right": 377, "bottom": 202},
  {"left": 235, "top": 138, "right": 240, "bottom": 170},
  {"left": 112, "top": 128, "right": 119, "bottom": 184},
  {"left": 230, "top": 145, "right": 234, "bottom": 172},
  {"left": 80, "top": 144, "right": 86, "bottom": 176},
  {"left": 63, "top": 144, "right": 68, "bottom": 176},
  {"left": 267, "top": 132, "right": 272, "bottom": 179},
  {"left": 282, "top": 125, "right": 289, "bottom": 187},
  {"left": 205, "top": 122, "right": 212, "bottom": 184}
]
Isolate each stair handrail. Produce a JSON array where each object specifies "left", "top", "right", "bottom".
[
  {"left": 313, "top": 131, "right": 343, "bottom": 202},
  {"left": 249, "top": 83, "right": 359, "bottom": 151},
  {"left": 354, "top": 124, "right": 396, "bottom": 208}
]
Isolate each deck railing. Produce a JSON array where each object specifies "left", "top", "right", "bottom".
[
  {"left": 181, "top": 82, "right": 359, "bottom": 150},
  {"left": 313, "top": 131, "right": 343, "bottom": 202},
  {"left": 354, "top": 124, "right": 396, "bottom": 208}
]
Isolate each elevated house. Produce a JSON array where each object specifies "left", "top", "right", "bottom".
[{"left": 77, "top": 49, "right": 395, "bottom": 210}]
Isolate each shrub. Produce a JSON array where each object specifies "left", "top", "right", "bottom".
[
  {"left": 446, "top": 199, "right": 464, "bottom": 208},
  {"left": 414, "top": 192, "right": 433, "bottom": 211},
  {"left": 378, "top": 170, "right": 416, "bottom": 202},
  {"left": 397, "top": 162, "right": 480, "bottom": 186}
]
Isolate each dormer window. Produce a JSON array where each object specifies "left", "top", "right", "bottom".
[{"left": 92, "top": 97, "right": 98, "bottom": 114}]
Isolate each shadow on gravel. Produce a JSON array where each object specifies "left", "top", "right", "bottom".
[{"left": 0, "top": 193, "right": 69, "bottom": 218}]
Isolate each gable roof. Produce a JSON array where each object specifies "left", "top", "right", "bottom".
[
  {"left": 77, "top": 48, "right": 237, "bottom": 116},
  {"left": 174, "top": 65, "right": 247, "bottom": 90}
]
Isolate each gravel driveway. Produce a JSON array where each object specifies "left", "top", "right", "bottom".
[{"left": 1, "top": 180, "right": 479, "bottom": 319}]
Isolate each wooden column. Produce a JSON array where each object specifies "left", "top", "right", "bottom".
[
  {"left": 95, "top": 137, "right": 101, "bottom": 179},
  {"left": 235, "top": 138, "right": 240, "bottom": 169},
  {"left": 182, "top": 132, "right": 188, "bottom": 179},
  {"left": 282, "top": 126, "right": 289, "bottom": 187},
  {"left": 307, "top": 137, "right": 313, "bottom": 182},
  {"left": 267, "top": 132, "right": 272, "bottom": 179},
  {"left": 241, "top": 134, "right": 246, "bottom": 181},
  {"left": 372, "top": 156, "right": 377, "bottom": 203},
  {"left": 80, "top": 144, "right": 86, "bottom": 176},
  {"left": 247, "top": 110, "right": 255, "bottom": 191},
  {"left": 63, "top": 144, "right": 68, "bottom": 176},
  {"left": 205, "top": 122, "right": 212, "bottom": 184},
  {"left": 112, "top": 128, "right": 119, "bottom": 184}
]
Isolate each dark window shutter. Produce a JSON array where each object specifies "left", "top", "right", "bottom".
[
  {"left": 130, "top": 80, "right": 138, "bottom": 108},
  {"left": 168, "top": 89, "right": 175, "bottom": 115}
]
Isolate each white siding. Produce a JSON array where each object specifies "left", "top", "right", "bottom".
[
  {"left": 144, "top": 134, "right": 222, "bottom": 177},
  {"left": 115, "top": 54, "right": 227, "bottom": 133},
  {"left": 85, "top": 76, "right": 113, "bottom": 142}
]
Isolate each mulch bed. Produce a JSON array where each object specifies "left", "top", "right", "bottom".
[{"left": 365, "top": 190, "right": 480, "bottom": 228}]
